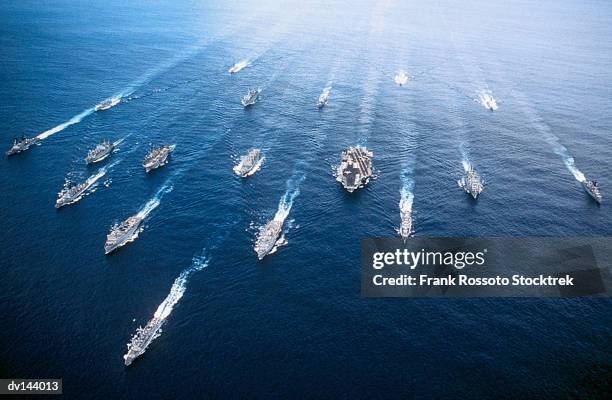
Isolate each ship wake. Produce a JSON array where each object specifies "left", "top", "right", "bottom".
[
  {"left": 137, "top": 181, "right": 175, "bottom": 220},
  {"left": 36, "top": 108, "right": 95, "bottom": 141},
  {"left": 124, "top": 253, "right": 208, "bottom": 366}
]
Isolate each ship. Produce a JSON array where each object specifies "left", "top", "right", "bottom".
[
  {"left": 228, "top": 60, "right": 248, "bottom": 74},
  {"left": 104, "top": 215, "right": 144, "bottom": 254},
  {"left": 398, "top": 198, "right": 413, "bottom": 239},
  {"left": 143, "top": 144, "right": 175, "bottom": 173},
  {"left": 254, "top": 219, "right": 283, "bottom": 260},
  {"left": 582, "top": 179, "right": 602, "bottom": 204},
  {"left": 479, "top": 93, "right": 498, "bottom": 111},
  {"left": 241, "top": 88, "right": 260, "bottom": 107},
  {"left": 95, "top": 97, "right": 120, "bottom": 112},
  {"left": 85, "top": 140, "right": 115, "bottom": 164},
  {"left": 335, "top": 146, "right": 374, "bottom": 192},
  {"left": 55, "top": 179, "right": 90, "bottom": 208},
  {"left": 458, "top": 165, "right": 484, "bottom": 199},
  {"left": 233, "top": 148, "right": 263, "bottom": 177},
  {"left": 123, "top": 316, "right": 164, "bottom": 366},
  {"left": 394, "top": 70, "right": 409, "bottom": 86},
  {"left": 6, "top": 136, "right": 38, "bottom": 156},
  {"left": 317, "top": 87, "right": 331, "bottom": 108}
]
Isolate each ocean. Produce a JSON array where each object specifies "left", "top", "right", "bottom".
[{"left": 1, "top": 0, "right": 611, "bottom": 398}]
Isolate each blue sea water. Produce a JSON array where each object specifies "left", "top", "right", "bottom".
[{"left": 1, "top": 0, "right": 611, "bottom": 398}]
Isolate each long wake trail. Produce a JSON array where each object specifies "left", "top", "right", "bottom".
[
  {"left": 513, "top": 90, "right": 586, "bottom": 182},
  {"left": 123, "top": 252, "right": 208, "bottom": 366}
]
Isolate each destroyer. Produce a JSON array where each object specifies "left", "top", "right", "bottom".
[
  {"left": 254, "top": 219, "right": 283, "bottom": 260},
  {"left": 143, "top": 144, "right": 175, "bottom": 173},
  {"left": 56, "top": 179, "right": 91, "bottom": 208},
  {"left": 582, "top": 179, "right": 602, "bottom": 203},
  {"left": 241, "top": 88, "right": 260, "bottom": 107},
  {"left": 233, "top": 148, "right": 264, "bottom": 177},
  {"left": 123, "top": 317, "right": 163, "bottom": 366},
  {"left": 6, "top": 136, "right": 38, "bottom": 156},
  {"left": 458, "top": 165, "right": 484, "bottom": 199},
  {"left": 479, "top": 93, "right": 498, "bottom": 111},
  {"left": 95, "top": 97, "right": 120, "bottom": 112},
  {"left": 398, "top": 198, "right": 413, "bottom": 239},
  {"left": 317, "top": 87, "right": 331, "bottom": 108},
  {"left": 229, "top": 60, "right": 248, "bottom": 74},
  {"left": 104, "top": 215, "right": 144, "bottom": 254},
  {"left": 86, "top": 140, "right": 115, "bottom": 164},
  {"left": 335, "top": 146, "right": 374, "bottom": 192},
  {"left": 394, "top": 70, "right": 409, "bottom": 86}
]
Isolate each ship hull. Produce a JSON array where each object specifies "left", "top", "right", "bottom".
[{"left": 104, "top": 221, "right": 143, "bottom": 254}]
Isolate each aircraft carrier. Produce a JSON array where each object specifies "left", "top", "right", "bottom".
[
  {"left": 335, "top": 146, "right": 373, "bottom": 192},
  {"left": 143, "top": 144, "right": 175, "bottom": 173},
  {"left": 104, "top": 215, "right": 144, "bottom": 254},
  {"left": 233, "top": 148, "right": 263, "bottom": 177}
]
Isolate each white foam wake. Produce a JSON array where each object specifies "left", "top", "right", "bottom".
[
  {"left": 36, "top": 108, "right": 95, "bottom": 140},
  {"left": 154, "top": 254, "right": 208, "bottom": 321},
  {"left": 274, "top": 170, "right": 306, "bottom": 223},
  {"left": 514, "top": 90, "right": 586, "bottom": 182},
  {"left": 137, "top": 181, "right": 174, "bottom": 219}
]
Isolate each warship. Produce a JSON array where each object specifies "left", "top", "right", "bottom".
[
  {"left": 86, "top": 140, "right": 115, "bottom": 164},
  {"left": 143, "top": 144, "right": 175, "bottom": 173},
  {"left": 104, "top": 215, "right": 144, "bottom": 254},
  {"left": 394, "top": 70, "right": 409, "bottom": 86},
  {"left": 254, "top": 219, "right": 284, "bottom": 260},
  {"left": 123, "top": 318, "right": 163, "bottom": 366},
  {"left": 241, "top": 88, "right": 260, "bottom": 107},
  {"left": 6, "top": 136, "right": 38, "bottom": 156},
  {"left": 458, "top": 165, "right": 484, "bottom": 199},
  {"left": 317, "top": 87, "right": 331, "bottom": 108},
  {"left": 233, "top": 148, "right": 264, "bottom": 177},
  {"left": 582, "top": 179, "right": 602, "bottom": 203},
  {"left": 55, "top": 179, "right": 90, "bottom": 208},
  {"left": 335, "top": 146, "right": 374, "bottom": 192},
  {"left": 95, "top": 97, "right": 120, "bottom": 112},
  {"left": 398, "top": 198, "right": 413, "bottom": 239},
  {"left": 479, "top": 93, "right": 498, "bottom": 111},
  {"left": 228, "top": 60, "right": 248, "bottom": 74}
]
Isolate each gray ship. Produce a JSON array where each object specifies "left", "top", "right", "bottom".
[
  {"left": 6, "top": 136, "right": 38, "bottom": 156},
  {"left": 582, "top": 179, "right": 602, "bottom": 204},
  {"left": 335, "top": 146, "right": 374, "bottom": 192},
  {"left": 233, "top": 148, "right": 263, "bottom": 177},
  {"left": 317, "top": 87, "right": 331, "bottom": 108},
  {"left": 104, "top": 215, "right": 144, "bottom": 254},
  {"left": 55, "top": 179, "right": 89, "bottom": 208},
  {"left": 241, "top": 88, "right": 260, "bottom": 107},
  {"left": 458, "top": 165, "right": 484, "bottom": 199},
  {"left": 143, "top": 144, "right": 175, "bottom": 173},
  {"left": 95, "top": 97, "right": 120, "bottom": 112},
  {"left": 398, "top": 198, "right": 413, "bottom": 239},
  {"left": 86, "top": 140, "right": 115, "bottom": 164},
  {"left": 123, "top": 316, "right": 165, "bottom": 366},
  {"left": 254, "top": 219, "right": 283, "bottom": 260}
]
